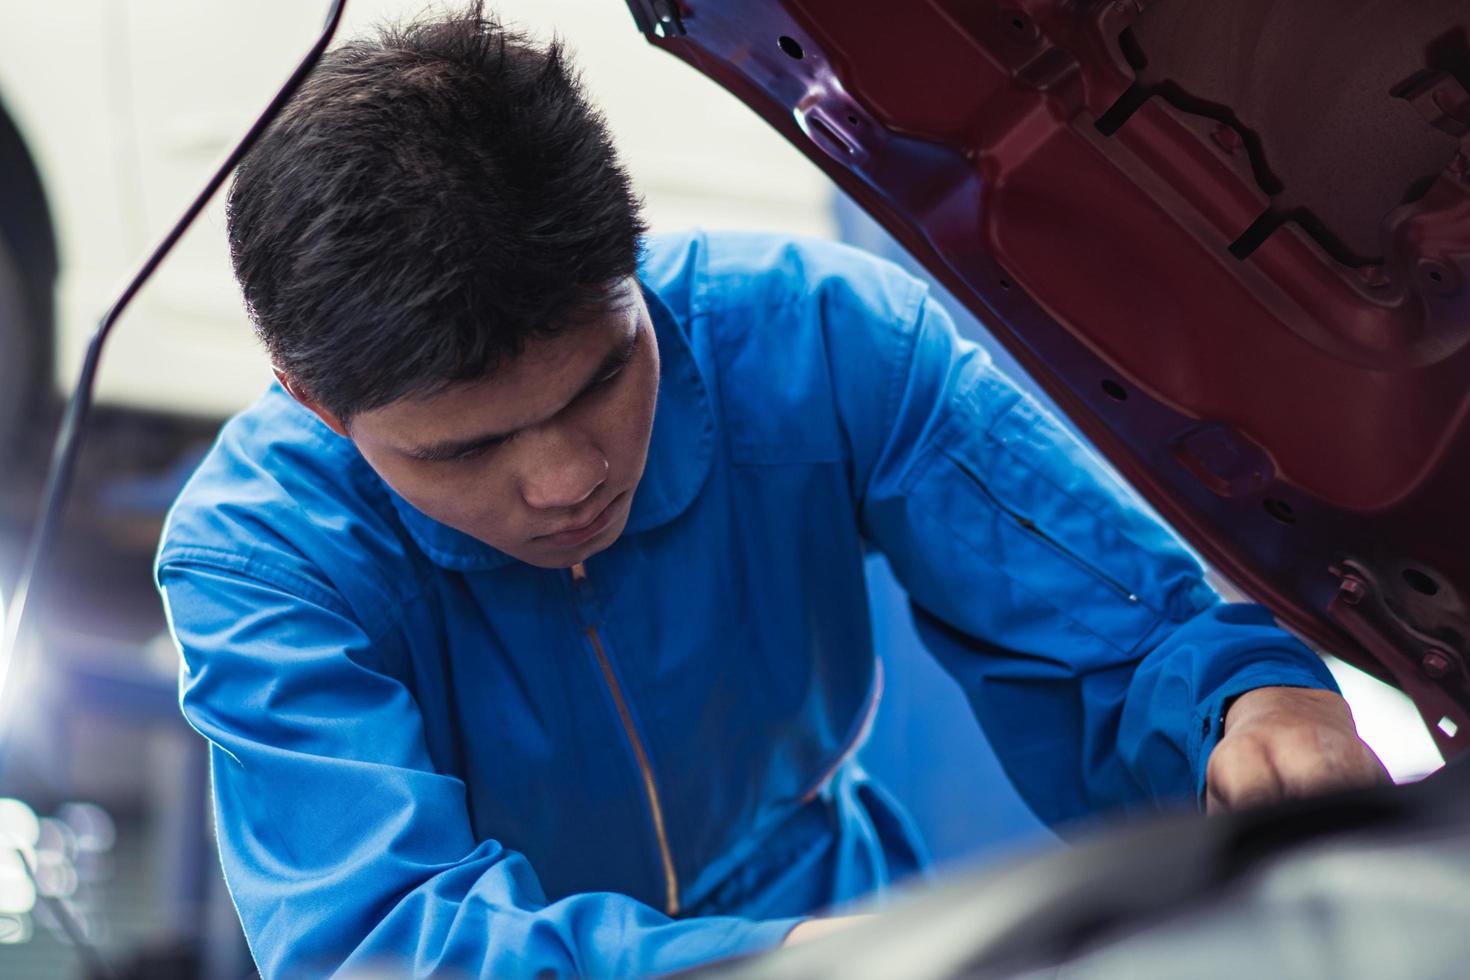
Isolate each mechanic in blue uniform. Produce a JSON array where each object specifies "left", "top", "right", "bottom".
[{"left": 156, "top": 7, "right": 1387, "bottom": 977}]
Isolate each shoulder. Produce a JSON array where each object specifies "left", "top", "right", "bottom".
[
  {"left": 641, "top": 229, "right": 928, "bottom": 327},
  {"left": 643, "top": 230, "right": 931, "bottom": 465},
  {"left": 156, "top": 385, "right": 420, "bottom": 635}
]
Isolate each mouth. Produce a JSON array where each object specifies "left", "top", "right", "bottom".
[{"left": 534, "top": 492, "right": 625, "bottom": 549}]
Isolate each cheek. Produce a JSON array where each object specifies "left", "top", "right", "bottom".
[
  {"left": 368, "top": 454, "right": 522, "bottom": 540},
  {"left": 615, "top": 359, "right": 660, "bottom": 473}
]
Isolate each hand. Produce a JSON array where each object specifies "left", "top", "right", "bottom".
[
  {"left": 782, "top": 915, "right": 875, "bottom": 947},
  {"left": 1205, "top": 686, "right": 1389, "bottom": 814}
]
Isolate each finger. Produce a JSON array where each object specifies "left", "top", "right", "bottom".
[
  {"left": 1205, "top": 733, "right": 1285, "bottom": 812},
  {"left": 1205, "top": 781, "right": 1227, "bottom": 815},
  {"left": 1268, "top": 725, "right": 1391, "bottom": 798},
  {"left": 1256, "top": 726, "right": 1325, "bottom": 798}
]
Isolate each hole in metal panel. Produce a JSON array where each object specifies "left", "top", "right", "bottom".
[
  {"left": 1000, "top": 8, "right": 1040, "bottom": 44},
  {"left": 778, "top": 35, "right": 804, "bottom": 60},
  {"left": 1404, "top": 568, "right": 1440, "bottom": 595},
  {"left": 999, "top": 278, "right": 1012, "bottom": 290},
  {"left": 1264, "top": 498, "right": 1296, "bottom": 524},
  {"left": 1101, "top": 379, "right": 1128, "bottom": 401}
]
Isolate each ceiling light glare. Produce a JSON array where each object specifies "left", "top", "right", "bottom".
[
  {"left": 0, "top": 800, "right": 39, "bottom": 849},
  {"left": 0, "top": 850, "right": 36, "bottom": 915}
]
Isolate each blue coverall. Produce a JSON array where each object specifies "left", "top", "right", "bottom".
[{"left": 158, "top": 231, "right": 1336, "bottom": 977}]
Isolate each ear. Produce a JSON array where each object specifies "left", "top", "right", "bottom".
[{"left": 273, "top": 367, "right": 350, "bottom": 438}]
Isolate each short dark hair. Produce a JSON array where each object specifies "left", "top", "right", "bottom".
[{"left": 227, "top": 2, "right": 647, "bottom": 422}]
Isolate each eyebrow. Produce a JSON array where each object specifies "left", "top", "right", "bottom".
[{"left": 403, "top": 326, "right": 641, "bottom": 462}]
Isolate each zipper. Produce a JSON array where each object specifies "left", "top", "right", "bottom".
[
  {"left": 947, "top": 453, "right": 1140, "bottom": 603},
  {"left": 570, "top": 562, "right": 681, "bottom": 916},
  {"left": 799, "top": 658, "right": 884, "bottom": 804}
]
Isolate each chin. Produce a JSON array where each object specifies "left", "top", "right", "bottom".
[
  {"left": 503, "top": 490, "right": 636, "bottom": 569},
  {"left": 529, "top": 524, "right": 629, "bottom": 570}
]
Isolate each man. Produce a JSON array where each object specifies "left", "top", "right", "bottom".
[{"left": 157, "top": 5, "right": 1386, "bottom": 977}]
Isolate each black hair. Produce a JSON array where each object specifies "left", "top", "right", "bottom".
[{"left": 226, "top": 2, "right": 647, "bottom": 422}]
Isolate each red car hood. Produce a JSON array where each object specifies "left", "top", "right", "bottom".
[{"left": 624, "top": 0, "right": 1470, "bottom": 758}]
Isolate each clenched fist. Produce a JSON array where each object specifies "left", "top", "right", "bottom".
[{"left": 1205, "top": 686, "right": 1390, "bottom": 813}]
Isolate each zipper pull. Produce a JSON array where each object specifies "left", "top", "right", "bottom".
[{"left": 570, "top": 562, "right": 588, "bottom": 584}]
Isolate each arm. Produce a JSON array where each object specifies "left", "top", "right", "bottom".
[
  {"left": 831, "top": 288, "right": 1367, "bottom": 822},
  {"left": 160, "top": 556, "right": 802, "bottom": 978}
]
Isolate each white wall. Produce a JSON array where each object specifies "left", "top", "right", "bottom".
[{"left": 2, "top": 0, "right": 833, "bottom": 418}]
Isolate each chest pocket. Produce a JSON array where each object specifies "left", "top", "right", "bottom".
[
  {"left": 711, "top": 308, "right": 847, "bottom": 465},
  {"left": 896, "top": 384, "right": 1169, "bottom": 656}
]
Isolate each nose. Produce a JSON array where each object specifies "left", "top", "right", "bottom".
[{"left": 518, "top": 429, "right": 609, "bottom": 511}]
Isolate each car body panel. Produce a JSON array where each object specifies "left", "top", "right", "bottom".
[{"left": 622, "top": 0, "right": 1470, "bottom": 755}]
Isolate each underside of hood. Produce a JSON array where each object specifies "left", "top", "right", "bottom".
[{"left": 623, "top": 0, "right": 1470, "bottom": 758}]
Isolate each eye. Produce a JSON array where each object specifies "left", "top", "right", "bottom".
[
  {"left": 443, "top": 434, "right": 510, "bottom": 463},
  {"left": 449, "top": 443, "right": 493, "bottom": 462},
  {"left": 584, "top": 365, "right": 626, "bottom": 398},
  {"left": 580, "top": 330, "right": 640, "bottom": 401}
]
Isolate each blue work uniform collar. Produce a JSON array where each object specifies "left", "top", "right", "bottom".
[{"left": 383, "top": 282, "right": 715, "bottom": 573}]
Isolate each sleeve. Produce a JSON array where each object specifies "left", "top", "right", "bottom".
[
  {"left": 831, "top": 290, "right": 1338, "bottom": 826},
  {"left": 158, "top": 554, "right": 802, "bottom": 979}
]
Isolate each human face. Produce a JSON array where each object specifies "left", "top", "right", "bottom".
[{"left": 292, "top": 278, "right": 660, "bottom": 568}]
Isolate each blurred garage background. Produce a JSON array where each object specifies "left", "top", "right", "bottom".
[{"left": 0, "top": 1, "right": 1445, "bottom": 976}]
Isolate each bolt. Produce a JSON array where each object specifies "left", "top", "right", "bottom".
[
  {"left": 1338, "top": 576, "right": 1367, "bottom": 606},
  {"left": 1423, "top": 649, "right": 1453, "bottom": 679},
  {"left": 1211, "top": 125, "right": 1243, "bottom": 154}
]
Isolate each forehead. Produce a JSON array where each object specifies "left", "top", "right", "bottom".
[{"left": 355, "top": 287, "right": 645, "bottom": 440}]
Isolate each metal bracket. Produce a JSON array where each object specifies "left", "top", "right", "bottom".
[{"left": 1327, "top": 561, "right": 1468, "bottom": 760}]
